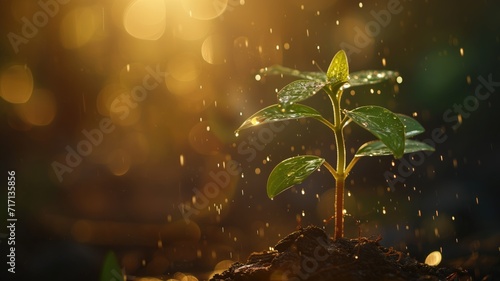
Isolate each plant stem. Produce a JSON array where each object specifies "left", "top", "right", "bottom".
[
  {"left": 345, "top": 157, "right": 360, "bottom": 175},
  {"left": 334, "top": 175, "right": 345, "bottom": 239},
  {"left": 330, "top": 88, "right": 346, "bottom": 240}
]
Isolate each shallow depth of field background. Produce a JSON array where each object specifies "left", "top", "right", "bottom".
[{"left": 1, "top": 0, "right": 499, "bottom": 280}]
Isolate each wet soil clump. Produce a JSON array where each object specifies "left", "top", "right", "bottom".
[{"left": 210, "top": 226, "right": 471, "bottom": 281}]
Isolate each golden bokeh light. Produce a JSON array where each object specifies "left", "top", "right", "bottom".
[
  {"left": 119, "top": 63, "right": 149, "bottom": 89},
  {"left": 123, "top": 0, "right": 167, "bottom": 40},
  {"left": 188, "top": 121, "right": 222, "bottom": 155},
  {"left": 60, "top": 6, "right": 99, "bottom": 49},
  {"left": 181, "top": 0, "right": 228, "bottom": 20},
  {"left": 173, "top": 15, "right": 213, "bottom": 41},
  {"left": 97, "top": 83, "right": 127, "bottom": 117},
  {"left": 168, "top": 52, "right": 202, "bottom": 82},
  {"left": 214, "top": 259, "right": 233, "bottom": 271},
  {"left": 15, "top": 89, "right": 56, "bottom": 126},
  {"left": 255, "top": 34, "right": 284, "bottom": 66},
  {"left": 107, "top": 149, "right": 132, "bottom": 176},
  {"left": 424, "top": 251, "right": 442, "bottom": 266},
  {"left": 180, "top": 275, "right": 198, "bottom": 281},
  {"left": 201, "top": 33, "right": 228, "bottom": 64},
  {"left": 165, "top": 75, "right": 199, "bottom": 96},
  {"left": 0, "top": 64, "right": 33, "bottom": 104},
  {"left": 109, "top": 99, "right": 142, "bottom": 127}
]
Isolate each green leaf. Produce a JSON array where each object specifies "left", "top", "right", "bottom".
[
  {"left": 259, "top": 65, "right": 326, "bottom": 81},
  {"left": 277, "top": 79, "right": 327, "bottom": 106},
  {"left": 346, "top": 106, "right": 405, "bottom": 158},
  {"left": 267, "top": 155, "right": 325, "bottom": 198},
  {"left": 327, "top": 50, "right": 349, "bottom": 83},
  {"left": 355, "top": 139, "right": 435, "bottom": 157},
  {"left": 347, "top": 70, "right": 399, "bottom": 87},
  {"left": 100, "top": 252, "right": 123, "bottom": 281},
  {"left": 397, "top": 114, "right": 425, "bottom": 138},
  {"left": 236, "top": 104, "right": 322, "bottom": 132}
]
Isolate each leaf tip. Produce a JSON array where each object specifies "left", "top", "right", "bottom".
[{"left": 327, "top": 50, "right": 349, "bottom": 82}]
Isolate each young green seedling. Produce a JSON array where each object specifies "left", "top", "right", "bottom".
[{"left": 236, "top": 50, "right": 434, "bottom": 239}]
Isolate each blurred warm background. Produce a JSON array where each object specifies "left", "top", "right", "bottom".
[{"left": 0, "top": 0, "right": 499, "bottom": 280}]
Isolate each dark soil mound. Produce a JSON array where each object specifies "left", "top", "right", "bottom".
[{"left": 210, "top": 226, "right": 471, "bottom": 281}]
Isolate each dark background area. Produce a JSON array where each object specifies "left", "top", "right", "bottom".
[{"left": 1, "top": 0, "right": 499, "bottom": 280}]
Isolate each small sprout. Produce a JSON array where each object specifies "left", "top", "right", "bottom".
[{"left": 237, "top": 50, "right": 434, "bottom": 239}]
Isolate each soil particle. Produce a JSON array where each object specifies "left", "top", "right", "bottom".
[{"left": 210, "top": 226, "right": 472, "bottom": 281}]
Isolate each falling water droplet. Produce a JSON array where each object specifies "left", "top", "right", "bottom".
[{"left": 179, "top": 154, "right": 185, "bottom": 166}]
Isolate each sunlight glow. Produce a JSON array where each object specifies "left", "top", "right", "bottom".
[
  {"left": 181, "top": 0, "right": 228, "bottom": 20},
  {"left": 424, "top": 251, "right": 442, "bottom": 266},
  {"left": 202, "top": 34, "right": 227, "bottom": 64},
  {"left": 60, "top": 7, "right": 99, "bottom": 49},
  {"left": 15, "top": 89, "right": 56, "bottom": 126},
  {"left": 0, "top": 64, "right": 33, "bottom": 104},
  {"left": 124, "top": 0, "right": 166, "bottom": 40}
]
